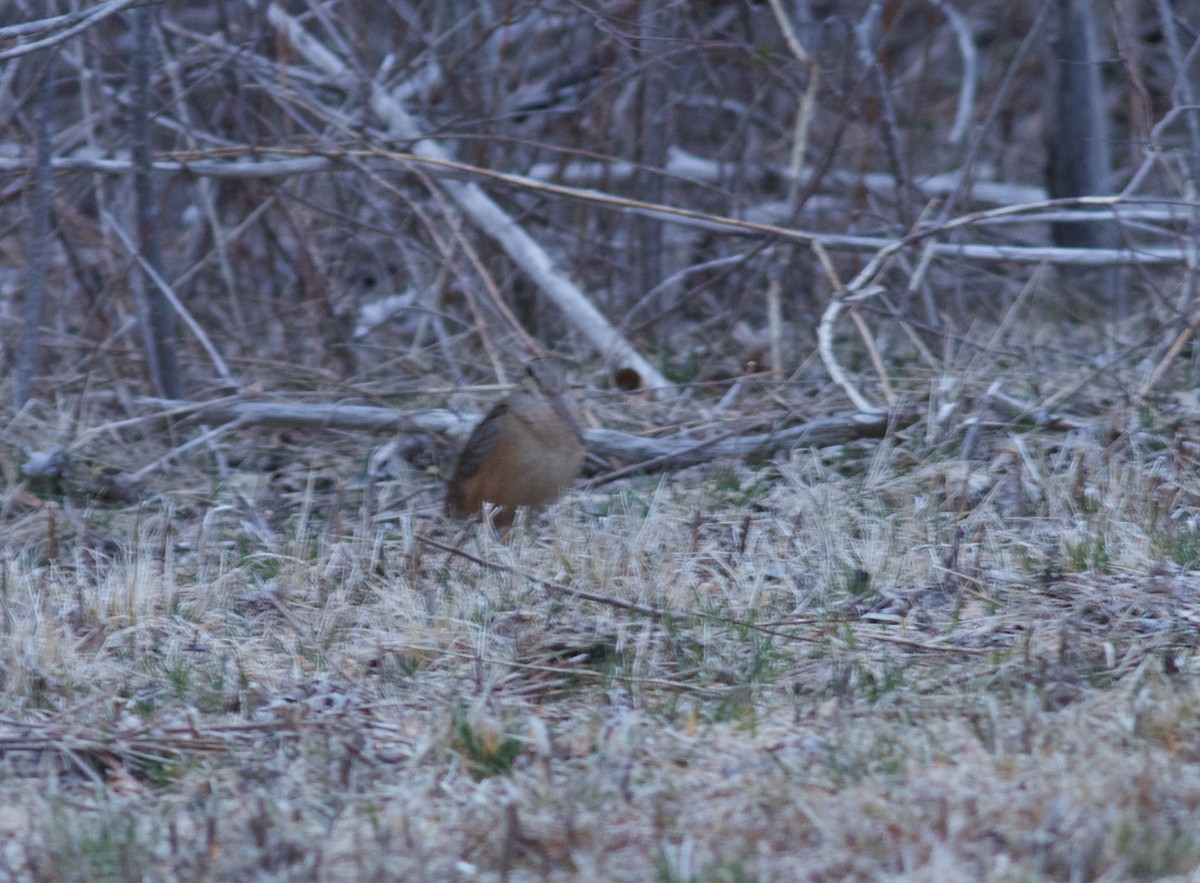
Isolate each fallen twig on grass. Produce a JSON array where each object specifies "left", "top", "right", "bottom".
[{"left": 417, "top": 534, "right": 989, "bottom": 660}]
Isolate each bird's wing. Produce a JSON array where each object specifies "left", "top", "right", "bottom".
[{"left": 449, "top": 401, "right": 509, "bottom": 482}]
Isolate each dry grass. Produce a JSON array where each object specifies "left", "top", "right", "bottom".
[{"left": 3, "top": 345, "right": 1200, "bottom": 883}]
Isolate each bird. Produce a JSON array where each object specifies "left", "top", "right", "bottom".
[{"left": 444, "top": 359, "right": 586, "bottom": 526}]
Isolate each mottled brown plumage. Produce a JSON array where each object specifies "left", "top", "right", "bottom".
[{"left": 445, "top": 360, "right": 585, "bottom": 525}]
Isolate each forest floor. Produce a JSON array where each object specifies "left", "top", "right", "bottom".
[{"left": 3, "top": 329, "right": 1200, "bottom": 882}]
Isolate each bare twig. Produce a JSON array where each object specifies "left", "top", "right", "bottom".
[
  {"left": 812, "top": 240, "right": 894, "bottom": 410},
  {"left": 855, "top": 1, "right": 913, "bottom": 224},
  {"left": 766, "top": 0, "right": 821, "bottom": 208},
  {"left": 0, "top": 0, "right": 151, "bottom": 61},
  {"left": 928, "top": 0, "right": 978, "bottom": 145},
  {"left": 417, "top": 533, "right": 678, "bottom": 621},
  {"left": 102, "top": 212, "right": 237, "bottom": 389},
  {"left": 816, "top": 287, "right": 888, "bottom": 413},
  {"left": 130, "top": 6, "right": 180, "bottom": 398},
  {"left": 15, "top": 51, "right": 55, "bottom": 408}
]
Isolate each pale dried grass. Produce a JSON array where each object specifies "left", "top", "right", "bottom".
[{"left": 3, "top": 351, "right": 1200, "bottom": 881}]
